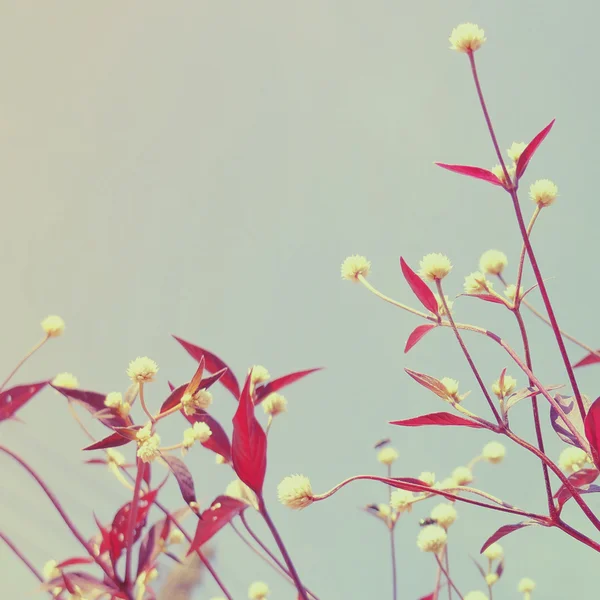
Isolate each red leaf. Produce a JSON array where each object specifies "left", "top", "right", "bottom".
[
  {"left": 186, "top": 410, "right": 232, "bottom": 462},
  {"left": 419, "top": 595, "right": 435, "bottom": 600},
  {"left": 405, "top": 368, "right": 449, "bottom": 400},
  {"left": 390, "top": 412, "right": 486, "bottom": 429},
  {"left": 584, "top": 397, "right": 600, "bottom": 469},
  {"left": 554, "top": 468, "right": 600, "bottom": 512},
  {"left": 56, "top": 557, "right": 95, "bottom": 569},
  {"left": 52, "top": 387, "right": 129, "bottom": 429},
  {"left": 399, "top": 257, "right": 439, "bottom": 315},
  {"left": 187, "top": 496, "right": 248, "bottom": 555},
  {"left": 159, "top": 384, "right": 187, "bottom": 415},
  {"left": 161, "top": 455, "right": 198, "bottom": 512},
  {"left": 573, "top": 350, "right": 600, "bottom": 368},
  {"left": 82, "top": 431, "right": 133, "bottom": 451},
  {"left": 480, "top": 521, "right": 541, "bottom": 553},
  {"left": 435, "top": 163, "right": 503, "bottom": 186},
  {"left": 462, "top": 293, "right": 507, "bottom": 305},
  {"left": 516, "top": 119, "right": 555, "bottom": 179},
  {"left": 404, "top": 324, "right": 437, "bottom": 353},
  {"left": 0, "top": 381, "right": 48, "bottom": 422},
  {"left": 159, "top": 369, "right": 229, "bottom": 415},
  {"left": 232, "top": 372, "right": 267, "bottom": 495},
  {"left": 172, "top": 335, "right": 240, "bottom": 400},
  {"left": 254, "top": 368, "right": 323, "bottom": 404}
]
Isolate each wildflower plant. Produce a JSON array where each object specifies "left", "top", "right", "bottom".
[{"left": 2, "top": 21, "right": 600, "bottom": 600}]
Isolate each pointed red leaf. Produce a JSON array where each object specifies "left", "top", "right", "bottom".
[
  {"left": 172, "top": 335, "right": 240, "bottom": 400},
  {"left": 186, "top": 410, "right": 232, "bottom": 462},
  {"left": 53, "top": 386, "right": 129, "bottom": 429},
  {"left": 516, "top": 119, "right": 555, "bottom": 179},
  {"left": 232, "top": 372, "right": 267, "bottom": 495},
  {"left": 399, "top": 257, "right": 439, "bottom": 315},
  {"left": 584, "top": 397, "right": 600, "bottom": 469},
  {"left": 159, "top": 383, "right": 187, "bottom": 415},
  {"left": 161, "top": 454, "right": 198, "bottom": 512},
  {"left": 390, "top": 412, "right": 487, "bottom": 429},
  {"left": 82, "top": 431, "right": 133, "bottom": 451},
  {"left": 462, "top": 293, "right": 507, "bottom": 305},
  {"left": 255, "top": 368, "right": 323, "bottom": 404},
  {"left": 404, "top": 324, "right": 437, "bottom": 353},
  {"left": 480, "top": 521, "right": 541, "bottom": 553},
  {"left": 419, "top": 595, "right": 435, "bottom": 600},
  {"left": 187, "top": 496, "right": 248, "bottom": 555},
  {"left": 573, "top": 350, "right": 600, "bottom": 368},
  {"left": 405, "top": 368, "right": 449, "bottom": 400},
  {"left": 56, "top": 557, "right": 95, "bottom": 569},
  {"left": 0, "top": 381, "right": 48, "bottom": 422},
  {"left": 554, "top": 468, "right": 600, "bottom": 512},
  {"left": 435, "top": 163, "right": 503, "bottom": 186}
]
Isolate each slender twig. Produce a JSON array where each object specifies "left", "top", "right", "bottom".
[
  {"left": 434, "top": 553, "right": 463, "bottom": 599},
  {"left": 387, "top": 464, "right": 398, "bottom": 600},
  {"left": 433, "top": 558, "right": 443, "bottom": 600},
  {"left": 0, "top": 335, "right": 49, "bottom": 392},
  {"left": 514, "top": 206, "right": 541, "bottom": 298},
  {"left": 444, "top": 546, "right": 452, "bottom": 600},
  {"left": 124, "top": 459, "right": 145, "bottom": 586},
  {"left": 138, "top": 383, "right": 155, "bottom": 424}
]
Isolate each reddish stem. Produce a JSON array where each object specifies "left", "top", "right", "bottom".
[
  {"left": 123, "top": 459, "right": 145, "bottom": 587},
  {"left": 434, "top": 553, "right": 463, "bottom": 600}
]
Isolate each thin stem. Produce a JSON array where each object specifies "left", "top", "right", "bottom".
[
  {"left": 433, "top": 558, "right": 443, "bottom": 600},
  {"left": 153, "top": 402, "right": 182, "bottom": 422},
  {"left": 468, "top": 50, "right": 586, "bottom": 421},
  {"left": 444, "top": 546, "right": 452, "bottom": 600},
  {"left": 0, "top": 335, "right": 49, "bottom": 391},
  {"left": 258, "top": 498, "right": 310, "bottom": 600},
  {"left": 138, "top": 383, "right": 154, "bottom": 424},
  {"left": 514, "top": 207, "right": 541, "bottom": 299},
  {"left": 436, "top": 281, "right": 502, "bottom": 424},
  {"left": 66, "top": 400, "right": 96, "bottom": 442},
  {"left": 387, "top": 464, "right": 397, "bottom": 600},
  {"left": 434, "top": 553, "right": 463, "bottom": 600},
  {"left": 124, "top": 459, "right": 145, "bottom": 586}
]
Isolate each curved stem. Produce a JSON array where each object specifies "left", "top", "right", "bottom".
[
  {"left": 138, "top": 383, "right": 154, "bottom": 424},
  {"left": 0, "top": 335, "right": 49, "bottom": 392},
  {"left": 514, "top": 207, "right": 541, "bottom": 299},
  {"left": 387, "top": 464, "right": 397, "bottom": 600},
  {"left": 434, "top": 553, "right": 463, "bottom": 600},
  {"left": 444, "top": 546, "right": 452, "bottom": 600}
]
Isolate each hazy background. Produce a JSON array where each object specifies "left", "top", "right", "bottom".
[{"left": 2, "top": 1, "right": 600, "bottom": 598}]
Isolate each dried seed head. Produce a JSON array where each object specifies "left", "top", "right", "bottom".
[
  {"left": 449, "top": 23, "right": 486, "bottom": 53},
  {"left": 277, "top": 475, "right": 314, "bottom": 510},
  {"left": 41, "top": 315, "right": 65, "bottom": 337},
  {"left": 262, "top": 393, "right": 288, "bottom": 416},
  {"left": 341, "top": 255, "right": 371, "bottom": 281},
  {"left": 127, "top": 357, "right": 158, "bottom": 383},
  {"left": 417, "top": 524, "right": 447, "bottom": 553},
  {"left": 419, "top": 253, "right": 452, "bottom": 281}
]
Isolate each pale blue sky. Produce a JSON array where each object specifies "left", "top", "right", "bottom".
[{"left": 2, "top": 2, "right": 600, "bottom": 598}]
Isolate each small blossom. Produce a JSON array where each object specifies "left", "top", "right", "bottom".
[
  {"left": 215, "top": 454, "right": 227, "bottom": 465},
  {"left": 390, "top": 489, "right": 414, "bottom": 513},
  {"left": 248, "top": 581, "right": 270, "bottom": 600},
  {"left": 491, "top": 375, "right": 517, "bottom": 399},
  {"left": 483, "top": 542, "right": 504, "bottom": 561},
  {"left": 479, "top": 250, "right": 508, "bottom": 276},
  {"left": 52, "top": 372, "right": 79, "bottom": 389},
  {"left": 558, "top": 446, "right": 589, "bottom": 473},
  {"left": 182, "top": 389, "right": 213, "bottom": 416},
  {"left": 452, "top": 466, "right": 473, "bottom": 486},
  {"left": 449, "top": 23, "right": 486, "bottom": 53},
  {"left": 106, "top": 448, "right": 125, "bottom": 467},
  {"left": 464, "top": 271, "right": 492, "bottom": 294},
  {"left": 262, "top": 393, "right": 288, "bottom": 416},
  {"left": 418, "top": 471, "right": 436, "bottom": 486},
  {"left": 518, "top": 578, "right": 536, "bottom": 593},
  {"left": 249, "top": 365, "right": 270, "bottom": 385},
  {"left": 137, "top": 434, "right": 161, "bottom": 463},
  {"left": 377, "top": 447, "right": 399, "bottom": 466},
  {"left": 376, "top": 503, "right": 392, "bottom": 519},
  {"left": 419, "top": 253, "right": 452, "bottom": 281},
  {"left": 226, "top": 479, "right": 259, "bottom": 510},
  {"left": 417, "top": 524, "right": 447, "bottom": 553},
  {"left": 491, "top": 164, "right": 516, "bottom": 186},
  {"left": 127, "top": 357, "right": 158, "bottom": 383},
  {"left": 464, "top": 592, "right": 488, "bottom": 600},
  {"left": 277, "top": 475, "right": 313, "bottom": 510},
  {"left": 436, "top": 294, "right": 453, "bottom": 316},
  {"left": 440, "top": 377, "right": 460, "bottom": 401},
  {"left": 507, "top": 142, "right": 527, "bottom": 163},
  {"left": 482, "top": 441, "right": 506, "bottom": 464},
  {"left": 430, "top": 503, "right": 457, "bottom": 529},
  {"left": 486, "top": 573, "right": 499, "bottom": 586},
  {"left": 43, "top": 559, "right": 60, "bottom": 580},
  {"left": 504, "top": 284, "right": 523, "bottom": 302},
  {"left": 341, "top": 255, "right": 371, "bottom": 281},
  {"left": 104, "top": 392, "right": 123, "bottom": 409},
  {"left": 41, "top": 315, "right": 65, "bottom": 337},
  {"left": 529, "top": 179, "right": 558, "bottom": 207},
  {"left": 168, "top": 529, "right": 184, "bottom": 544},
  {"left": 136, "top": 422, "right": 153, "bottom": 443}
]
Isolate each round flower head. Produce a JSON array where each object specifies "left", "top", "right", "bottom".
[
  {"left": 248, "top": 581, "right": 269, "bottom": 600},
  {"left": 215, "top": 454, "right": 227, "bottom": 465},
  {"left": 417, "top": 524, "right": 447, "bottom": 553},
  {"left": 226, "top": 479, "right": 259, "bottom": 510},
  {"left": 104, "top": 392, "right": 123, "bottom": 409},
  {"left": 419, "top": 253, "right": 452, "bottom": 281},
  {"left": 376, "top": 503, "right": 392, "bottom": 519},
  {"left": 262, "top": 393, "right": 288, "bottom": 416},
  {"left": 482, "top": 441, "right": 506, "bottom": 464},
  {"left": 436, "top": 294, "right": 453, "bottom": 316},
  {"left": 452, "top": 466, "right": 473, "bottom": 486},
  {"left": 449, "top": 23, "right": 486, "bottom": 53},
  {"left": 52, "top": 372, "right": 79, "bottom": 389},
  {"left": 182, "top": 389, "right": 213, "bottom": 416},
  {"left": 127, "top": 357, "right": 158, "bottom": 383},
  {"left": 464, "top": 271, "right": 492, "bottom": 294},
  {"left": 377, "top": 447, "right": 399, "bottom": 466},
  {"left": 430, "top": 503, "right": 457, "bottom": 529},
  {"left": 464, "top": 592, "right": 488, "bottom": 600},
  {"left": 491, "top": 164, "right": 516, "bottom": 186},
  {"left": 529, "top": 179, "right": 558, "bottom": 207},
  {"left": 41, "top": 315, "right": 65, "bottom": 338},
  {"left": 277, "top": 474, "right": 313, "bottom": 510},
  {"left": 558, "top": 446, "right": 589, "bottom": 473},
  {"left": 341, "top": 255, "right": 371, "bottom": 281},
  {"left": 136, "top": 422, "right": 153, "bottom": 443},
  {"left": 192, "top": 421, "right": 212, "bottom": 443},
  {"left": 518, "top": 578, "right": 536, "bottom": 593},
  {"left": 479, "top": 250, "right": 508, "bottom": 276},
  {"left": 483, "top": 542, "right": 503, "bottom": 561},
  {"left": 440, "top": 377, "right": 460, "bottom": 401},
  {"left": 137, "top": 433, "right": 161, "bottom": 463},
  {"left": 249, "top": 365, "right": 270, "bottom": 385},
  {"left": 485, "top": 573, "right": 499, "bottom": 586},
  {"left": 418, "top": 471, "right": 436, "bottom": 486},
  {"left": 504, "top": 284, "right": 523, "bottom": 302},
  {"left": 43, "top": 559, "right": 60, "bottom": 580},
  {"left": 390, "top": 489, "right": 414, "bottom": 513},
  {"left": 435, "top": 477, "right": 458, "bottom": 490},
  {"left": 106, "top": 448, "right": 125, "bottom": 467},
  {"left": 507, "top": 142, "right": 527, "bottom": 163},
  {"left": 491, "top": 375, "right": 517, "bottom": 399},
  {"left": 168, "top": 529, "right": 184, "bottom": 545}
]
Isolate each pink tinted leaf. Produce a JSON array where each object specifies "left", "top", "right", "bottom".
[
  {"left": 584, "top": 397, "right": 600, "bottom": 469},
  {"left": 186, "top": 410, "right": 232, "bottom": 462},
  {"left": 187, "top": 496, "right": 248, "bottom": 555},
  {"left": 52, "top": 387, "right": 129, "bottom": 429},
  {"left": 159, "top": 384, "right": 187, "bottom": 415},
  {"left": 198, "top": 367, "right": 228, "bottom": 391},
  {"left": 480, "top": 521, "right": 541, "bottom": 553},
  {"left": 554, "top": 468, "right": 600, "bottom": 512},
  {"left": 255, "top": 368, "right": 323, "bottom": 404},
  {"left": 399, "top": 257, "right": 439, "bottom": 315},
  {"left": 56, "top": 557, "right": 95, "bottom": 569},
  {"left": 551, "top": 394, "right": 590, "bottom": 449},
  {"left": 404, "top": 324, "right": 437, "bottom": 354},
  {"left": 435, "top": 163, "right": 503, "bottom": 186},
  {"left": 231, "top": 372, "right": 267, "bottom": 495},
  {"left": 390, "top": 412, "right": 486, "bottom": 429},
  {"left": 516, "top": 119, "right": 555, "bottom": 179},
  {"left": 573, "top": 350, "right": 600, "bottom": 368},
  {"left": 172, "top": 335, "right": 240, "bottom": 400},
  {"left": 137, "top": 523, "right": 162, "bottom": 577},
  {"left": 418, "top": 594, "right": 435, "bottom": 600},
  {"left": 462, "top": 293, "right": 507, "bottom": 305},
  {"left": 0, "top": 381, "right": 47, "bottom": 422},
  {"left": 405, "top": 368, "right": 449, "bottom": 400},
  {"left": 82, "top": 431, "right": 132, "bottom": 451},
  {"left": 161, "top": 455, "right": 198, "bottom": 512}
]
